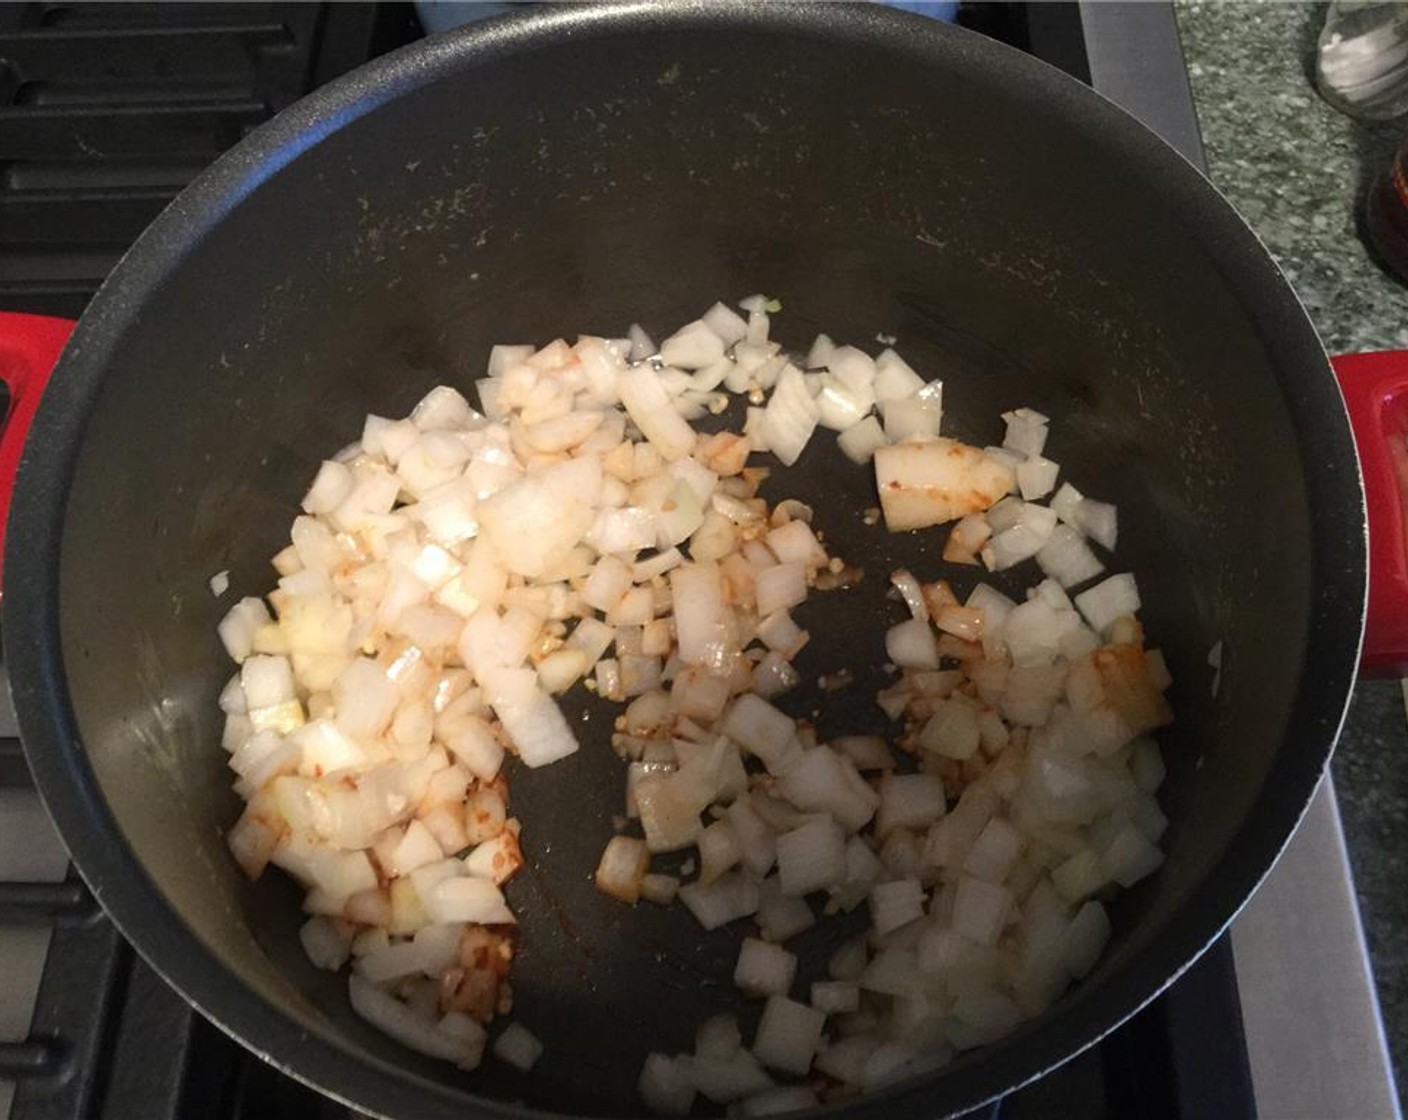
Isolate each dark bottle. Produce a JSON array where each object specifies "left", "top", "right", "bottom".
[{"left": 1366, "top": 140, "right": 1408, "bottom": 283}]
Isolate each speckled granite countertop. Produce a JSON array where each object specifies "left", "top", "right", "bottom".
[{"left": 1175, "top": 0, "right": 1408, "bottom": 1100}]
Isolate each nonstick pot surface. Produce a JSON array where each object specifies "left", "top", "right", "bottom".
[{"left": 7, "top": 4, "right": 1364, "bottom": 1119}]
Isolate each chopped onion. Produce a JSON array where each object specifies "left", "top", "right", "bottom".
[
  {"left": 1074, "top": 573, "right": 1141, "bottom": 636},
  {"left": 874, "top": 438, "right": 1014, "bottom": 532},
  {"left": 952, "top": 876, "right": 1012, "bottom": 946},
  {"left": 880, "top": 384, "right": 942, "bottom": 442},
  {"left": 300, "top": 915, "right": 351, "bottom": 971},
  {"left": 595, "top": 835, "right": 650, "bottom": 902},
  {"left": 493, "top": 1022, "right": 544, "bottom": 1072},
  {"left": 679, "top": 870, "right": 761, "bottom": 931},
  {"left": 423, "top": 877, "right": 515, "bottom": 925},
  {"left": 221, "top": 301, "right": 1174, "bottom": 1102},
  {"left": 756, "top": 877, "right": 816, "bottom": 941},
  {"left": 734, "top": 937, "right": 798, "bottom": 997},
  {"left": 873, "top": 349, "right": 925, "bottom": 403},
  {"left": 349, "top": 975, "right": 485, "bottom": 1068},
  {"left": 755, "top": 562, "right": 807, "bottom": 617},
  {"left": 638, "top": 1053, "right": 695, "bottom": 1117},
  {"left": 482, "top": 667, "right": 579, "bottom": 768},
  {"left": 775, "top": 816, "right": 847, "bottom": 896},
  {"left": 1002, "top": 407, "right": 1049, "bottom": 458},
  {"left": 1016, "top": 455, "right": 1059, "bottom": 501},
  {"left": 661, "top": 320, "right": 727, "bottom": 370},
  {"left": 885, "top": 618, "right": 939, "bottom": 669},
  {"left": 692, "top": 1049, "right": 774, "bottom": 1103},
  {"left": 762, "top": 365, "right": 820, "bottom": 467},
  {"left": 640, "top": 872, "right": 681, "bottom": 906},
  {"left": 837, "top": 415, "right": 888, "bottom": 464},
  {"left": 810, "top": 981, "right": 860, "bottom": 1015},
  {"left": 752, "top": 996, "right": 825, "bottom": 1076}
]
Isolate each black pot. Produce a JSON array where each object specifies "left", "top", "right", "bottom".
[{"left": 3, "top": 4, "right": 1370, "bottom": 1118}]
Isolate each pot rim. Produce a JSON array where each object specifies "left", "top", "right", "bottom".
[{"left": 4, "top": 4, "right": 1366, "bottom": 1118}]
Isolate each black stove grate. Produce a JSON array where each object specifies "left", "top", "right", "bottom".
[
  {"left": 0, "top": 3, "right": 1257, "bottom": 1118},
  {"left": 0, "top": 1, "right": 422, "bottom": 318}
]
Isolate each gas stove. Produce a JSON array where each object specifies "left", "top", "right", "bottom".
[{"left": 0, "top": 4, "right": 1398, "bottom": 1118}]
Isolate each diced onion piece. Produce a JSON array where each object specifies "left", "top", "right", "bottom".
[
  {"left": 982, "top": 503, "right": 1058, "bottom": 571},
  {"left": 412, "top": 386, "right": 480, "bottom": 432},
  {"left": 756, "top": 611, "right": 808, "bottom": 659},
  {"left": 756, "top": 878, "right": 815, "bottom": 942},
  {"left": 880, "top": 382, "right": 942, "bottom": 442},
  {"left": 619, "top": 364, "right": 697, "bottom": 461},
  {"left": 890, "top": 568, "right": 929, "bottom": 622},
  {"left": 963, "top": 818, "right": 1025, "bottom": 883},
  {"left": 670, "top": 562, "right": 737, "bottom": 673},
  {"left": 641, "top": 873, "right": 681, "bottom": 906},
  {"left": 595, "top": 835, "right": 650, "bottom": 903},
  {"left": 487, "top": 344, "right": 534, "bottom": 377},
  {"left": 877, "top": 773, "right": 947, "bottom": 837},
  {"left": 837, "top": 415, "right": 888, "bottom": 464},
  {"left": 885, "top": 617, "right": 938, "bottom": 669},
  {"left": 243, "top": 654, "right": 297, "bottom": 709},
  {"left": 918, "top": 698, "right": 980, "bottom": 760},
  {"left": 775, "top": 817, "right": 847, "bottom": 896},
  {"left": 424, "top": 876, "right": 514, "bottom": 925},
  {"left": 219, "top": 597, "right": 272, "bottom": 663},
  {"left": 661, "top": 320, "right": 727, "bottom": 370},
  {"left": 627, "top": 324, "right": 658, "bottom": 363},
  {"left": 493, "top": 1022, "right": 544, "bottom": 1072},
  {"left": 868, "top": 878, "right": 926, "bottom": 936},
  {"left": 816, "top": 371, "right": 874, "bottom": 432},
  {"left": 679, "top": 870, "right": 761, "bottom": 931},
  {"left": 639, "top": 1053, "right": 696, "bottom": 1116},
  {"left": 727, "top": 799, "right": 779, "bottom": 878},
  {"left": 1074, "top": 573, "right": 1141, "bottom": 636},
  {"left": 698, "top": 819, "right": 744, "bottom": 886},
  {"left": 1061, "top": 900, "right": 1112, "bottom": 979},
  {"left": 299, "top": 915, "right": 351, "bottom": 971},
  {"left": 775, "top": 746, "right": 878, "bottom": 832},
  {"left": 482, "top": 667, "right": 579, "bottom": 767},
  {"left": 703, "top": 302, "right": 749, "bottom": 346},
  {"left": 349, "top": 975, "right": 485, "bottom": 1068},
  {"left": 1036, "top": 524, "right": 1104, "bottom": 588},
  {"left": 734, "top": 938, "right": 798, "bottom": 997},
  {"left": 475, "top": 479, "right": 585, "bottom": 580},
  {"left": 952, "top": 876, "right": 1011, "bottom": 946},
  {"left": 691, "top": 1049, "right": 774, "bottom": 1104},
  {"left": 302, "top": 460, "right": 355, "bottom": 514},
  {"left": 1016, "top": 455, "right": 1059, "bottom": 500},
  {"left": 833, "top": 735, "right": 895, "bottom": 772},
  {"left": 752, "top": 996, "right": 825, "bottom": 1076},
  {"left": 755, "top": 562, "right": 807, "bottom": 618},
  {"left": 874, "top": 438, "right": 1014, "bottom": 532},
  {"left": 1100, "top": 823, "right": 1165, "bottom": 887},
  {"left": 873, "top": 349, "right": 925, "bottom": 403},
  {"left": 722, "top": 694, "right": 798, "bottom": 771},
  {"left": 829, "top": 938, "right": 869, "bottom": 982},
  {"left": 636, "top": 773, "right": 706, "bottom": 853},
  {"left": 1051, "top": 481, "right": 1083, "bottom": 524},
  {"left": 811, "top": 980, "right": 860, "bottom": 1015},
  {"left": 762, "top": 365, "right": 819, "bottom": 467},
  {"left": 1076, "top": 498, "right": 1119, "bottom": 551},
  {"left": 1002, "top": 407, "right": 1049, "bottom": 457}
]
